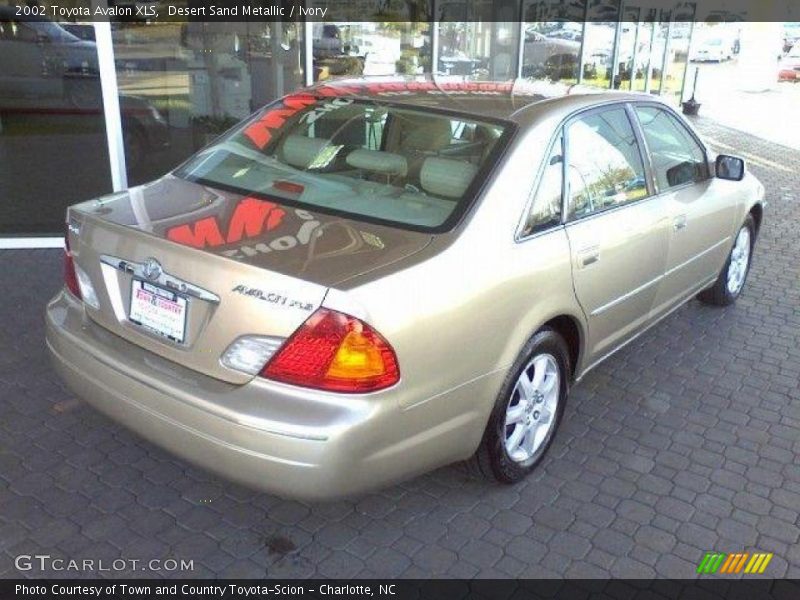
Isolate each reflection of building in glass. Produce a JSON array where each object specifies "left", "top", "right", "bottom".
[
  {"left": 312, "top": 22, "right": 431, "bottom": 80},
  {"left": 1, "top": 0, "right": 704, "bottom": 237}
]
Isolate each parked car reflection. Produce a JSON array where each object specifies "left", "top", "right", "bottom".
[
  {"left": 0, "top": 7, "right": 100, "bottom": 109},
  {"left": 779, "top": 44, "right": 800, "bottom": 82},
  {"left": 0, "top": 9, "right": 169, "bottom": 173},
  {"left": 522, "top": 29, "right": 581, "bottom": 80}
]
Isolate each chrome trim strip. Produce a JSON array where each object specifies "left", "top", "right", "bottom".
[
  {"left": 591, "top": 273, "right": 664, "bottom": 316},
  {"left": 100, "top": 255, "right": 220, "bottom": 304},
  {"left": 577, "top": 274, "right": 717, "bottom": 382},
  {"left": 664, "top": 236, "right": 730, "bottom": 278},
  {"left": 589, "top": 237, "right": 730, "bottom": 317}
]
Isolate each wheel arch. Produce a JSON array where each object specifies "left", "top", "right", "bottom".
[
  {"left": 748, "top": 201, "right": 764, "bottom": 237},
  {"left": 539, "top": 313, "right": 584, "bottom": 381}
]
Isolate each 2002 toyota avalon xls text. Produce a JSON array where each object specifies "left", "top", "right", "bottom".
[{"left": 46, "top": 77, "right": 764, "bottom": 499}]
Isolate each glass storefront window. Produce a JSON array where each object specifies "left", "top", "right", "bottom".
[
  {"left": 615, "top": 7, "right": 659, "bottom": 92},
  {"left": 649, "top": 21, "right": 670, "bottom": 92},
  {"left": 312, "top": 22, "right": 430, "bottom": 81},
  {"left": 437, "top": 21, "right": 518, "bottom": 79},
  {"left": 634, "top": 13, "right": 659, "bottom": 92},
  {"left": 436, "top": 0, "right": 518, "bottom": 79},
  {"left": 113, "top": 21, "right": 305, "bottom": 188},
  {"left": 437, "top": 21, "right": 488, "bottom": 76},
  {"left": 617, "top": 8, "right": 641, "bottom": 89},
  {"left": 658, "top": 3, "right": 696, "bottom": 102},
  {"left": 522, "top": 1, "right": 585, "bottom": 83},
  {"left": 0, "top": 11, "right": 112, "bottom": 234},
  {"left": 582, "top": 1, "right": 621, "bottom": 88}
]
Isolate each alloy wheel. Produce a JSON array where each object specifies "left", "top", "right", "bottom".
[
  {"left": 727, "top": 226, "right": 751, "bottom": 295},
  {"left": 504, "top": 353, "right": 560, "bottom": 463}
]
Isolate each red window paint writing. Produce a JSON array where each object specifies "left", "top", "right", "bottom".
[
  {"left": 167, "top": 197, "right": 286, "bottom": 249},
  {"left": 243, "top": 93, "right": 317, "bottom": 149}
]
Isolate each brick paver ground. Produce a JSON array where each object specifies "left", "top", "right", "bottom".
[{"left": 1, "top": 117, "right": 798, "bottom": 579}]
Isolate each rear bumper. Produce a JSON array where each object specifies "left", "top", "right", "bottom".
[{"left": 45, "top": 291, "right": 492, "bottom": 499}]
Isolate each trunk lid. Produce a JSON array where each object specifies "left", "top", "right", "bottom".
[{"left": 68, "top": 176, "right": 432, "bottom": 384}]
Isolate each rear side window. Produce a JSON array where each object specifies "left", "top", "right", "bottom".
[
  {"left": 566, "top": 108, "right": 648, "bottom": 219},
  {"left": 634, "top": 106, "right": 709, "bottom": 191},
  {"left": 522, "top": 132, "right": 563, "bottom": 236}
]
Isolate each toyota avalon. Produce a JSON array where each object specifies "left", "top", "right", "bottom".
[{"left": 46, "top": 78, "right": 764, "bottom": 499}]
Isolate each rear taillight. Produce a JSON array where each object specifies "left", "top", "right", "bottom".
[
  {"left": 64, "top": 237, "right": 81, "bottom": 299},
  {"left": 261, "top": 308, "right": 400, "bottom": 393}
]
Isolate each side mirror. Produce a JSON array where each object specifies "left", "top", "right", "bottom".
[{"left": 715, "top": 154, "right": 745, "bottom": 181}]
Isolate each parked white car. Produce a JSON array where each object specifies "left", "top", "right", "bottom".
[{"left": 691, "top": 38, "right": 733, "bottom": 62}]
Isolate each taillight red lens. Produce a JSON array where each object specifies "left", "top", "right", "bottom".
[
  {"left": 261, "top": 308, "right": 400, "bottom": 393},
  {"left": 63, "top": 237, "right": 81, "bottom": 299}
]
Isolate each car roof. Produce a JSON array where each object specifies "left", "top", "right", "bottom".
[{"left": 304, "top": 76, "right": 662, "bottom": 124}]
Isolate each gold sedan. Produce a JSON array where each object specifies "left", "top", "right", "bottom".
[{"left": 46, "top": 79, "right": 764, "bottom": 499}]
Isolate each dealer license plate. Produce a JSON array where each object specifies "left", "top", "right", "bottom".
[{"left": 129, "top": 280, "right": 188, "bottom": 343}]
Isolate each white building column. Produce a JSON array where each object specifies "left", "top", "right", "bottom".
[
  {"left": 93, "top": 20, "right": 128, "bottom": 191},
  {"left": 304, "top": 20, "right": 314, "bottom": 86},
  {"left": 431, "top": 0, "right": 440, "bottom": 75}
]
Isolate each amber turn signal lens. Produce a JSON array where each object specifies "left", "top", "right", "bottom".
[
  {"left": 261, "top": 308, "right": 399, "bottom": 393},
  {"left": 327, "top": 331, "right": 387, "bottom": 379}
]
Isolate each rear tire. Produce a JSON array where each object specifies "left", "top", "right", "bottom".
[
  {"left": 697, "top": 214, "right": 755, "bottom": 306},
  {"left": 472, "top": 328, "right": 569, "bottom": 484},
  {"left": 66, "top": 78, "right": 101, "bottom": 110}
]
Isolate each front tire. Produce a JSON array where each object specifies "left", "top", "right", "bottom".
[
  {"left": 697, "top": 214, "right": 755, "bottom": 306},
  {"left": 473, "top": 328, "right": 569, "bottom": 484}
]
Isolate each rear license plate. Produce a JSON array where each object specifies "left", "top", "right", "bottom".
[{"left": 129, "top": 280, "right": 188, "bottom": 343}]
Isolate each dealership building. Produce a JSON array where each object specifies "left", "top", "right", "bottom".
[{"left": 0, "top": 0, "right": 759, "bottom": 243}]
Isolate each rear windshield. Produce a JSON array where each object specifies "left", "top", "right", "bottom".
[{"left": 174, "top": 95, "right": 510, "bottom": 231}]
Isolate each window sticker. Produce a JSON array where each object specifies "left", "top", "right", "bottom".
[
  {"left": 243, "top": 94, "right": 318, "bottom": 149},
  {"left": 298, "top": 98, "right": 354, "bottom": 126}
]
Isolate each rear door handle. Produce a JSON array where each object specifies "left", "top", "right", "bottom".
[
  {"left": 577, "top": 246, "right": 600, "bottom": 267},
  {"left": 673, "top": 214, "right": 688, "bottom": 231}
]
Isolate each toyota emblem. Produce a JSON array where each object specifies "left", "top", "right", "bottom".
[{"left": 142, "top": 258, "right": 162, "bottom": 281}]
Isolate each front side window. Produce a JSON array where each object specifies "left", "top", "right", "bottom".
[
  {"left": 175, "top": 95, "right": 509, "bottom": 231},
  {"left": 522, "top": 132, "right": 563, "bottom": 236},
  {"left": 566, "top": 107, "right": 648, "bottom": 219},
  {"left": 634, "top": 105, "right": 709, "bottom": 191}
]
